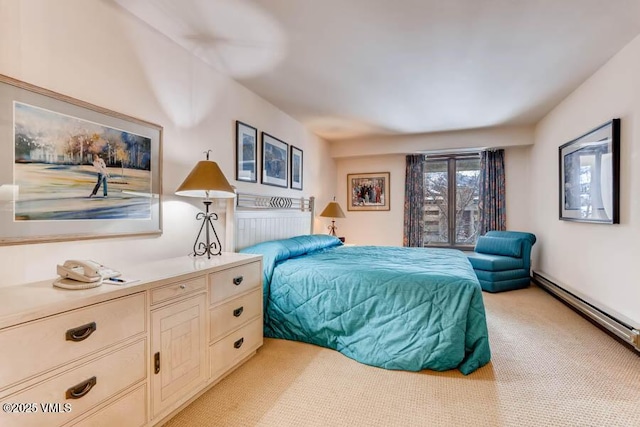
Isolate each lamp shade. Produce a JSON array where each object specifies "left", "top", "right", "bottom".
[
  {"left": 319, "top": 200, "right": 345, "bottom": 218},
  {"left": 175, "top": 160, "right": 236, "bottom": 199}
]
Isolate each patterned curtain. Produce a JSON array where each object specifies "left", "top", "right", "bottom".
[
  {"left": 403, "top": 154, "right": 426, "bottom": 247},
  {"left": 478, "top": 149, "right": 506, "bottom": 235}
]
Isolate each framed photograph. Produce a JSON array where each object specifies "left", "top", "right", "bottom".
[
  {"left": 559, "top": 118, "right": 620, "bottom": 224},
  {"left": 235, "top": 120, "right": 257, "bottom": 182},
  {"left": 290, "top": 145, "right": 303, "bottom": 190},
  {"left": 0, "top": 74, "right": 162, "bottom": 245},
  {"left": 261, "top": 132, "right": 288, "bottom": 188},
  {"left": 347, "top": 172, "right": 390, "bottom": 211}
]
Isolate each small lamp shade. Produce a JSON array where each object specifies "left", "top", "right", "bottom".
[
  {"left": 319, "top": 200, "right": 346, "bottom": 218},
  {"left": 175, "top": 160, "right": 235, "bottom": 199}
]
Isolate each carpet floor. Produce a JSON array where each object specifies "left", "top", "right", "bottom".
[{"left": 164, "top": 285, "right": 640, "bottom": 427}]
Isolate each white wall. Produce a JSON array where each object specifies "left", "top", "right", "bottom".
[
  {"left": 332, "top": 129, "right": 533, "bottom": 246},
  {"left": 531, "top": 34, "right": 640, "bottom": 326},
  {"left": 0, "top": 0, "right": 334, "bottom": 287}
]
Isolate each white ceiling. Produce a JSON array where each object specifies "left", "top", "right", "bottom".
[{"left": 115, "top": 0, "right": 640, "bottom": 141}]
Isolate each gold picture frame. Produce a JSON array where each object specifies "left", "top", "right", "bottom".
[{"left": 347, "top": 172, "right": 390, "bottom": 211}]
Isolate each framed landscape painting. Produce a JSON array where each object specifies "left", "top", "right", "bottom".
[
  {"left": 347, "top": 172, "right": 390, "bottom": 211},
  {"left": 0, "top": 74, "right": 162, "bottom": 245},
  {"left": 290, "top": 145, "right": 303, "bottom": 190},
  {"left": 235, "top": 120, "right": 257, "bottom": 182},
  {"left": 261, "top": 132, "right": 288, "bottom": 188}
]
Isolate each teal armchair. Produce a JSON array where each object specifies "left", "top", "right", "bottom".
[{"left": 466, "top": 231, "right": 537, "bottom": 293}]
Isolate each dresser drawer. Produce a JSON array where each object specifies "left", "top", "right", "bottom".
[
  {"left": 209, "top": 261, "right": 261, "bottom": 306},
  {"left": 150, "top": 276, "right": 206, "bottom": 305},
  {"left": 0, "top": 339, "right": 146, "bottom": 427},
  {"left": 72, "top": 384, "right": 146, "bottom": 427},
  {"left": 0, "top": 293, "right": 145, "bottom": 391},
  {"left": 210, "top": 288, "right": 262, "bottom": 342},
  {"left": 210, "top": 318, "right": 263, "bottom": 379}
]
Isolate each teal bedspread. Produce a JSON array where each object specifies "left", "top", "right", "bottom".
[{"left": 241, "top": 235, "right": 491, "bottom": 375}]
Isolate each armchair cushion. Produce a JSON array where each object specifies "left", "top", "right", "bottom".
[
  {"left": 473, "top": 268, "right": 530, "bottom": 282},
  {"left": 466, "top": 252, "right": 524, "bottom": 271},
  {"left": 474, "top": 236, "right": 522, "bottom": 258}
]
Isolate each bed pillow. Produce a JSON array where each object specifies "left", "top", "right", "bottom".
[
  {"left": 285, "top": 234, "right": 342, "bottom": 256},
  {"left": 240, "top": 240, "right": 292, "bottom": 262},
  {"left": 239, "top": 234, "right": 341, "bottom": 261},
  {"left": 474, "top": 236, "right": 522, "bottom": 258}
]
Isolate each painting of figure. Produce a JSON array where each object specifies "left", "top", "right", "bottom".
[
  {"left": 14, "top": 102, "right": 152, "bottom": 221},
  {"left": 347, "top": 172, "right": 390, "bottom": 211}
]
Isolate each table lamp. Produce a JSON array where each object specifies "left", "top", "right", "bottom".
[
  {"left": 175, "top": 150, "right": 236, "bottom": 258},
  {"left": 319, "top": 197, "right": 346, "bottom": 237}
]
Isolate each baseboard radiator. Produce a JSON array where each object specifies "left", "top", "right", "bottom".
[{"left": 532, "top": 271, "right": 640, "bottom": 352}]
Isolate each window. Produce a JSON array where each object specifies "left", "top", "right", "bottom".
[{"left": 423, "top": 154, "right": 480, "bottom": 247}]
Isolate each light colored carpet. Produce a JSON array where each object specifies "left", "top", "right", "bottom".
[{"left": 164, "top": 285, "right": 640, "bottom": 426}]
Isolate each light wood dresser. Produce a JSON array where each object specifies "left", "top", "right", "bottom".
[{"left": 0, "top": 253, "right": 262, "bottom": 427}]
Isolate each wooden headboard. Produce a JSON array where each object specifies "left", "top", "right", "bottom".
[{"left": 226, "top": 193, "right": 315, "bottom": 251}]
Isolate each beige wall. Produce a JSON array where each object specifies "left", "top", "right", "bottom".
[
  {"left": 334, "top": 154, "right": 406, "bottom": 246},
  {"left": 504, "top": 145, "right": 532, "bottom": 233},
  {"left": 531, "top": 34, "right": 640, "bottom": 325},
  {"left": 331, "top": 125, "right": 534, "bottom": 158},
  {"left": 0, "top": 0, "right": 334, "bottom": 287},
  {"left": 332, "top": 130, "right": 534, "bottom": 246}
]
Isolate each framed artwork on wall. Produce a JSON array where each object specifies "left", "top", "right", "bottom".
[
  {"left": 290, "top": 145, "right": 303, "bottom": 190},
  {"left": 559, "top": 118, "right": 620, "bottom": 224},
  {"left": 347, "top": 172, "right": 390, "bottom": 211},
  {"left": 261, "top": 132, "right": 288, "bottom": 188},
  {"left": 235, "top": 120, "right": 258, "bottom": 183},
  {"left": 0, "top": 74, "right": 163, "bottom": 245}
]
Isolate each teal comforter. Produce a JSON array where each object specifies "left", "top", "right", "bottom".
[{"left": 241, "top": 235, "right": 491, "bottom": 375}]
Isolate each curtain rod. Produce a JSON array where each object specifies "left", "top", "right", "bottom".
[{"left": 416, "top": 147, "right": 487, "bottom": 155}]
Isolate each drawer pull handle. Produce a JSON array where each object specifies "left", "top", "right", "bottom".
[
  {"left": 233, "top": 276, "right": 243, "bottom": 286},
  {"left": 154, "top": 352, "right": 161, "bottom": 374},
  {"left": 233, "top": 306, "right": 244, "bottom": 317},
  {"left": 234, "top": 338, "right": 244, "bottom": 349},
  {"left": 66, "top": 376, "right": 97, "bottom": 399},
  {"left": 65, "top": 322, "right": 97, "bottom": 342},
  {"left": 179, "top": 284, "right": 186, "bottom": 290}
]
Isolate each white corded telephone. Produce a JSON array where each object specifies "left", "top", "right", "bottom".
[{"left": 54, "top": 260, "right": 121, "bottom": 290}]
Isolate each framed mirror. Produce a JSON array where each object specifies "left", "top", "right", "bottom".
[{"left": 559, "top": 118, "right": 620, "bottom": 224}]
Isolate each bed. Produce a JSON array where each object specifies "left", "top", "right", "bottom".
[{"left": 239, "top": 233, "right": 491, "bottom": 375}]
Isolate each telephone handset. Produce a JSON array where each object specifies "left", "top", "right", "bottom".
[{"left": 54, "top": 260, "right": 121, "bottom": 290}]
